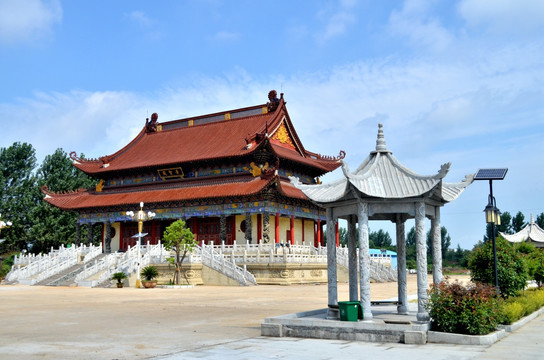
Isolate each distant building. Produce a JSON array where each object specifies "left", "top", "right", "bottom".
[
  {"left": 43, "top": 91, "right": 344, "bottom": 252},
  {"left": 501, "top": 214, "right": 544, "bottom": 248}
]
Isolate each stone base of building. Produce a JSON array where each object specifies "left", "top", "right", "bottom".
[{"left": 143, "top": 263, "right": 355, "bottom": 286}]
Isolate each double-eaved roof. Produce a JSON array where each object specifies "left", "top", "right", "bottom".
[
  {"left": 71, "top": 94, "right": 342, "bottom": 176},
  {"left": 291, "top": 124, "right": 474, "bottom": 205},
  {"left": 43, "top": 92, "right": 343, "bottom": 211}
]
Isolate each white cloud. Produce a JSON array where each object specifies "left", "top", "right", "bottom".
[
  {"left": 1, "top": 36, "right": 542, "bottom": 249},
  {"left": 213, "top": 31, "right": 240, "bottom": 42},
  {"left": 458, "top": 0, "right": 544, "bottom": 35},
  {"left": 125, "top": 10, "right": 153, "bottom": 28},
  {"left": 315, "top": 0, "right": 357, "bottom": 42},
  {"left": 0, "top": 0, "right": 62, "bottom": 44},
  {"left": 387, "top": 0, "right": 454, "bottom": 52}
]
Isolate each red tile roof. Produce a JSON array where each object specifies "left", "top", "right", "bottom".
[
  {"left": 42, "top": 177, "right": 308, "bottom": 211},
  {"left": 72, "top": 97, "right": 342, "bottom": 176}
]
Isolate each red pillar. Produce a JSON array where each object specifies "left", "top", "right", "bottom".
[
  {"left": 151, "top": 220, "right": 157, "bottom": 244},
  {"left": 192, "top": 218, "right": 199, "bottom": 245},
  {"left": 290, "top": 215, "right": 295, "bottom": 245},
  {"left": 313, "top": 220, "right": 317, "bottom": 247},
  {"left": 301, "top": 219, "right": 305, "bottom": 245},
  {"left": 275, "top": 213, "right": 280, "bottom": 244},
  {"left": 317, "top": 219, "right": 322, "bottom": 247},
  {"left": 257, "top": 214, "right": 262, "bottom": 242},
  {"left": 335, "top": 221, "right": 339, "bottom": 247}
]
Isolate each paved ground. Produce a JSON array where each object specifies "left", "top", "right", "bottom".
[{"left": 0, "top": 275, "right": 541, "bottom": 359}]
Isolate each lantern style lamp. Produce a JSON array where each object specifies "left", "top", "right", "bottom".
[
  {"left": 476, "top": 168, "right": 507, "bottom": 294},
  {"left": 125, "top": 202, "right": 156, "bottom": 288}
]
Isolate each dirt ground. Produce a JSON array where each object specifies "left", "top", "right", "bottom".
[{"left": 0, "top": 274, "right": 470, "bottom": 359}]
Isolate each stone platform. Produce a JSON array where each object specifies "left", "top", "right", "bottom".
[{"left": 261, "top": 301, "right": 430, "bottom": 344}]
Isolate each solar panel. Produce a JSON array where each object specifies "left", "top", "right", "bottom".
[{"left": 474, "top": 168, "right": 508, "bottom": 180}]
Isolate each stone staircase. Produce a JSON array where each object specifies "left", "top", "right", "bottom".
[{"left": 35, "top": 254, "right": 108, "bottom": 287}]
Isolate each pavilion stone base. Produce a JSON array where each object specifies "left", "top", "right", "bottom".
[
  {"left": 262, "top": 307, "right": 430, "bottom": 344},
  {"left": 245, "top": 263, "right": 349, "bottom": 285}
]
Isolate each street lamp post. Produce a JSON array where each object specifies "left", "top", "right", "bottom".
[
  {"left": 475, "top": 168, "right": 508, "bottom": 294},
  {"left": 126, "top": 202, "right": 156, "bottom": 288}
]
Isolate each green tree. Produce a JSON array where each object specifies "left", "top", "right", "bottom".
[
  {"left": 338, "top": 227, "right": 348, "bottom": 247},
  {"left": 484, "top": 211, "right": 512, "bottom": 242},
  {"left": 511, "top": 211, "right": 526, "bottom": 233},
  {"left": 530, "top": 249, "right": 544, "bottom": 287},
  {"left": 406, "top": 226, "right": 417, "bottom": 265},
  {"left": 536, "top": 213, "right": 544, "bottom": 229},
  {"left": 163, "top": 219, "right": 197, "bottom": 285},
  {"left": 0, "top": 142, "right": 39, "bottom": 253},
  {"left": 370, "top": 229, "right": 392, "bottom": 249},
  {"left": 30, "top": 149, "right": 96, "bottom": 252},
  {"left": 497, "top": 211, "right": 512, "bottom": 234},
  {"left": 426, "top": 226, "right": 452, "bottom": 260},
  {"left": 468, "top": 236, "right": 528, "bottom": 297}
]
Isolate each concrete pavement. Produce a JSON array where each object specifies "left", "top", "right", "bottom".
[{"left": 0, "top": 276, "right": 541, "bottom": 360}]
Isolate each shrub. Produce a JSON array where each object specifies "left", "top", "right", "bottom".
[
  {"left": 468, "top": 236, "right": 528, "bottom": 298},
  {"left": 111, "top": 272, "right": 127, "bottom": 284},
  {"left": 501, "top": 288, "right": 544, "bottom": 324},
  {"left": 141, "top": 265, "right": 159, "bottom": 281},
  {"left": 528, "top": 249, "right": 544, "bottom": 287},
  {"left": 426, "top": 280, "right": 502, "bottom": 335},
  {"left": 501, "top": 302, "right": 524, "bottom": 325}
]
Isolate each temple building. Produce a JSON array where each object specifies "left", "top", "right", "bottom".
[
  {"left": 42, "top": 91, "right": 344, "bottom": 252},
  {"left": 501, "top": 214, "right": 544, "bottom": 248}
]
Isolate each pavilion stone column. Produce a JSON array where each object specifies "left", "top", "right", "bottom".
[
  {"left": 358, "top": 202, "right": 372, "bottom": 320},
  {"left": 415, "top": 201, "right": 430, "bottom": 321},
  {"left": 432, "top": 207, "right": 443, "bottom": 284},
  {"left": 220, "top": 215, "right": 226, "bottom": 244},
  {"left": 75, "top": 222, "right": 81, "bottom": 246},
  {"left": 326, "top": 208, "right": 338, "bottom": 319},
  {"left": 263, "top": 212, "right": 270, "bottom": 243},
  {"left": 347, "top": 215, "right": 358, "bottom": 302},
  {"left": 87, "top": 223, "right": 93, "bottom": 246},
  {"left": 105, "top": 221, "right": 112, "bottom": 253},
  {"left": 245, "top": 213, "right": 252, "bottom": 244},
  {"left": 395, "top": 215, "right": 408, "bottom": 314}
]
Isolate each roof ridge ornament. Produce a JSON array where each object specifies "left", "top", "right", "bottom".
[{"left": 376, "top": 123, "right": 387, "bottom": 152}]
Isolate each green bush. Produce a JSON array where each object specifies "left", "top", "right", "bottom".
[
  {"left": 426, "top": 280, "right": 502, "bottom": 335},
  {"left": 468, "top": 237, "right": 528, "bottom": 298},
  {"left": 140, "top": 265, "right": 159, "bottom": 281},
  {"left": 501, "top": 288, "right": 544, "bottom": 324},
  {"left": 501, "top": 302, "right": 524, "bottom": 325},
  {"left": 0, "top": 253, "right": 16, "bottom": 279}
]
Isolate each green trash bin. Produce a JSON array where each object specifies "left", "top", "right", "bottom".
[{"left": 338, "top": 301, "right": 363, "bottom": 321}]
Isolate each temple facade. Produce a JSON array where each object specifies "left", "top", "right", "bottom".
[{"left": 43, "top": 91, "right": 344, "bottom": 252}]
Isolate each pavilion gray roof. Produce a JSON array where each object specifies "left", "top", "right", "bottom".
[
  {"left": 290, "top": 124, "right": 475, "bottom": 204},
  {"left": 501, "top": 215, "right": 544, "bottom": 244}
]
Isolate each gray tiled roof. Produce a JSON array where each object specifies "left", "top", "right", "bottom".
[
  {"left": 290, "top": 124, "right": 474, "bottom": 204},
  {"left": 501, "top": 215, "right": 544, "bottom": 244}
]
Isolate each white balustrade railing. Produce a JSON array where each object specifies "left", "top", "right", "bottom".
[
  {"left": 6, "top": 244, "right": 104, "bottom": 284},
  {"left": 82, "top": 244, "right": 103, "bottom": 263},
  {"left": 75, "top": 252, "right": 118, "bottom": 283},
  {"left": 200, "top": 244, "right": 257, "bottom": 286}
]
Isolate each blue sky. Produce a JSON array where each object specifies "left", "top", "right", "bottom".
[{"left": 1, "top": 0, "right": 543, "bottom": 250}]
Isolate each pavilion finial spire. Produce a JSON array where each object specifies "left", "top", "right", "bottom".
[{"left": 376, "top": 123, "right": 387, "bottom": 152}]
